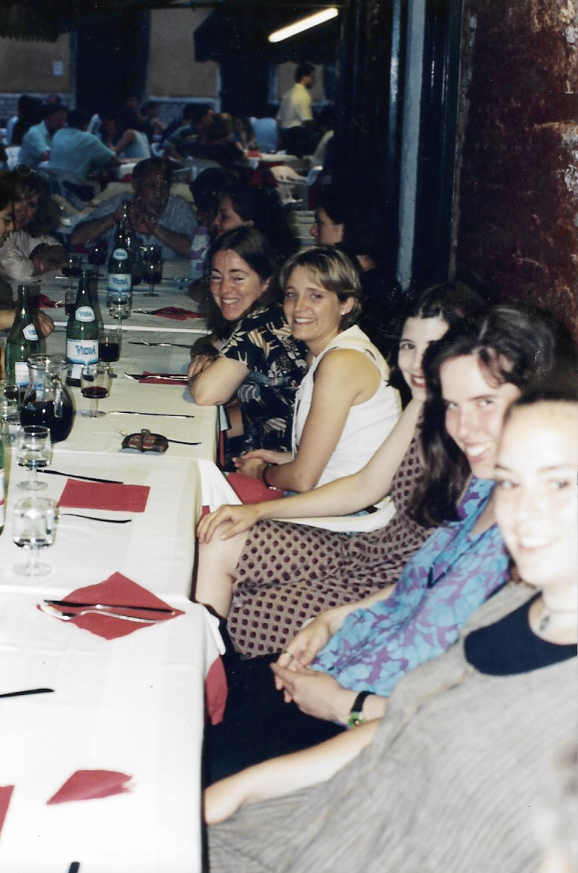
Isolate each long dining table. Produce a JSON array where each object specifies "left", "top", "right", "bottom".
[{"left": 0, "top": 260, "right": 227, "bottom": 873}]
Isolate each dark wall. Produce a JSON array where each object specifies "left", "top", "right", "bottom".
[{"left": 454, "top": 0, "right": 578, "bottom": 335}]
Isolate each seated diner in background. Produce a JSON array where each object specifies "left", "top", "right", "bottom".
[
  {"left": 47, "top": 109, "right": 119, "bottom": 184},
  {"left": 70, "top": 157, "right": 196, "bottom": 260},
  {"left": 230, "top": 246, "right": 401, "bottom": 493},
  {"left": 17, "top": 102, "right": 68, "bottom": 169},
  {"left": 0, "top": 166, "right": 67, "bottom": 287},
  {"left": 195, "top": 304, "right": 573, "bottom": 672},
  {"left": 188, "top": 226, "right": 308, "bottom": 461},
  {"left": 196, "top": 282, "right": 484, "bottom": 654},
  {"left": 211, "top": 180, "right": 298, "bottom": 260},
  {"left": 0, "top": 177, "right": 54, "bottom": 336},
  {"left": 204, "top": 383, "right": 577, "bottom": 873}
]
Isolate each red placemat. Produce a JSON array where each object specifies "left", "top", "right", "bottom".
[
  {"left": 226, "top": 471, "right": 284, "bottom": 504},
  {"left": 149, "top": 306, "right": 203, "bottom": 321},
  {"left": 0, "top": 786, "right": 14, "bottom": 841},
  {"left": 47, "top": 770, "right": 132, "bottom": 804},
  {"left": 39, "top": 572, "right": 183, "bottom": 639},
  {"left": 58, "top": 480, "right": 150, "bottom": 513},
  {"left": 139, "top": 372, "right": 189, "bottom": 385}
]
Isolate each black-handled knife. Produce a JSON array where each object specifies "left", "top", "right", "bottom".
[{"left": 38, "top": 470, "right": 123, "bottom": 485}]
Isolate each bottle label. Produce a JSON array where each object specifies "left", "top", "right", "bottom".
[
  {"left": 0, "top": 468, "right": 4, "bottom": 533},
  {"left": 75, "top": 306, "right": 95, "bottom": 323},
  {"left": 107, "top": 273, "right": 132, "bottom": 294},
  {"left": 113, "top": 249, "right": 129, "bottom": 261},
  {"left": 66, "top": 338, "right": 98, "bottom": 365},
  {"left": 23, "top": 324, "right": 39, "bottom": 341},
  {"left": 14, "top": 361, "right": 29, "bottom": 386}
]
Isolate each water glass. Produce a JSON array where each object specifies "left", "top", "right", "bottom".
[
  {"left": 12, "top": 496, "right": 57, "bottom": 577},
  {"left": 81, "top": 362, "right": 111, "bottom": 417},
  {"left": 16, "top": 425, "right": 51, "bottom": 490},
  {"left": 0, "top": 391, "right": 20, "bottom": 443}
]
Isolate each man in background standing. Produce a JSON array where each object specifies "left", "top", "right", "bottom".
[{"left": 278, "top": 62, "right": 317, "bottom": 158}]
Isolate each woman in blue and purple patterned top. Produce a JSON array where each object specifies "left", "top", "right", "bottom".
[{"left": 203, "top": 303, "right": 574, "bottom": 782}]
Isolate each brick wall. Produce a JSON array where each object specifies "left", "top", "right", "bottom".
[{"left": 454, "top": 0, "right": 578, "bottom": 337}]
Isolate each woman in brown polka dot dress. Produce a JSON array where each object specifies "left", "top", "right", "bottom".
[{"left": 196, "top": 284, "right": 485, "bottom": 656}]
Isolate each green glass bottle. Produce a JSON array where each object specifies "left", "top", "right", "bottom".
[
  {"left": 66, "top": 269, "right": 99, "bottom": 386},
  {"left": 5, "top": 284, "right": 42, "bottom": 390},
  {"left": 0, "top": 436, "right": 5, "bottom": 535},
  {"left": 107, "top": 203, "right": 133, "bottom": 315}
]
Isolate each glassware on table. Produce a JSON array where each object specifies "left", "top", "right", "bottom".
[
  {"left": 108, "top": 290, "right": 131, "bottom": 321},
  {"left": 64, "top": 289, "right": 76, "bottom": 317},
  {"left": 16, "top": 425, "right": 51, "bottom": 491},
  {"left": 87, "top": 240, "right": 108, "bottom": 276},
  {"left": 0, "top": 389, "right": 21, "bottom": 443},
  {"left": 21, "top": 354, "right": 75, "bottom": 444},
  {"left": 80, "top": 361, "right": 111, "bottom": 417},
  {"left": 98, "top": 328, "right": 121, "bottom": 363},
  {"left": 62, "top": 255, "right": 82, "bottom": 292},
  {"left": 12, "top": 496, "right": 57, "bottom": 577},
  {"left": 142, "top": 245, "right": 163, "bottom": 297}
]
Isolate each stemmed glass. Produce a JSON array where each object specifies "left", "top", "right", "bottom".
[
  {"left": 142, "top": 245, "right": 163, "bottom": 297},
  {"left": 13, "top": 497, "right": 57, "bottom": 577},
  {"left": 16, "top": 425, "right": 51, "bottom": 491},
  {"left": 88, "top": 241, "right": 108, "bottom": 277},
  {"left": 63, "top": 255, "right": 82, "bottom": 293},
  {"left": 81, "top": 362, "right": 111, "bottom": 417}
]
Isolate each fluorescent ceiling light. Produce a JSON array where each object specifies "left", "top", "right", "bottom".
[{"left": 268, "top": 8, "right": 339, "bottom": 43}]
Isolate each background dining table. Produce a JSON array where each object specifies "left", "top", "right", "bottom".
[{"left": 0, "top": 259, "right": 227, "bottom": 872}]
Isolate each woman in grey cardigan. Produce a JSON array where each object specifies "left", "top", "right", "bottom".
[{"left": 205, "top": 387, "right": 577, "bottom": 873}]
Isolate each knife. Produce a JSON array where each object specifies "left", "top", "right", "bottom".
[
  {"left": 124, "top": 372, "right": 189, "bottom": 381},
  {"left": 44, "top": 599, "right": 176, "bottom": 614},
  {"left": 38, "top": 470, "right": 123, "bottom": 485},
  {"left": 129, "top": 341, "right": 192, "bottom": 348},
  {"left": 109, "top": 410, "right": 195, "bottom": 418},
  {"left": 0, "top": 688, "right": 54, "bottom": 699}
]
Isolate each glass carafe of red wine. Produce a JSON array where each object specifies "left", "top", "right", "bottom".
[{"left": 21, "top": 354, "right": 75, "bottom": 443}]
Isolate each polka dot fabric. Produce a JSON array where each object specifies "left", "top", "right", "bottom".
[{"left": 228, "top": 430, "right": 433, "bottom": 656}]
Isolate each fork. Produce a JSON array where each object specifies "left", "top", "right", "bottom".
[{"left": 39, "top": 603, "right": 164, "bottom": 624}]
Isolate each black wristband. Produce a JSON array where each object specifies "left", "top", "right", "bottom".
[
  {"left": 347, "top": 690, "right": 372, "bottom": 729},
  {"left": 262, "top": 463, "right": 275, "bottom": 488}
]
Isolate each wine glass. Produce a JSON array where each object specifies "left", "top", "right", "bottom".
[
  {"left": 98, "top": 328, "right": 121, "bottom": 363},
  {"left": 81, "top": 362, "right": 111, "bottom": 417},
  {"left": 13, "top": 497, "right": 57, "bottom": 577},
  {"left": 63, "top": 255, "right": 82, "bottom": 293},
  {"left": 142, "top": 245, "right": 163, "bottom": 297},
  {"left": 16, "top": 425, "right": 51, "bottom": 491},
  {"left": 87, "top": 240, "right": 108, "bottom": 277}
]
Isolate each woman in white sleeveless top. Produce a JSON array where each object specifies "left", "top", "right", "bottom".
[{"left": 233, "top": 246, "right": 401, "bottom": 492}]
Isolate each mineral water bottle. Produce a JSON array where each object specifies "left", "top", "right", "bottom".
[
  {"left": 66, "top": 270, "right": 99, "bottom": 386},
  {"left": 5, "top": 284, "right": 42, "bottom": 390}
]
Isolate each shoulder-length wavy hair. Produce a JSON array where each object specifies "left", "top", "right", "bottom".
[
  {"left": 204, "top": 225, "right": 280, "bottom": 340},
  {"left": 278, "top": 245, "right": 363, "bottom": 331},
  {"left": 413, "top": 303, "right": 576, "bottom": 527},
  {"left": 9, "top": 167, "right": 60, "bottom": 237}
]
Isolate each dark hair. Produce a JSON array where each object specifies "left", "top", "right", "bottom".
[
  {"left": 218, "top": 182, "right": 298, "bottom": 259},
  {"left": 190, "top": 167, "right": 236, "bottom": 224},
  {"left": 4, "top": 166, "right": 59, "bottom": 236},
  {"left": 67, "top": 109, "right": 88, "bottom": 130},
  {"left": 205, "top": 226, "right": 280, "bottom": 339},
  {"left": 388, "top": 282, "right": 486, "bottom": 389},
  {"left": 133, "top": 157, "right": 173, "bottom": 185},
  {"left": 509, "top": 377, "right": 578, "bottom": 414},
  {"left": 0, "top": 178, "right": 14, "bottom": 211},
  {"left": 414, "top": 303, "right": 575, "bottom": 527},
  {"left": 295, "top": 62, "right": 315, "bottom": 82},
  {"left": 278, "top": 246, "right": 362, "bottom": 331},
  {"left": 317, "top": 185, "right": 386, "bottom": 265},
  {"left": 11, "top": 95, "right": 43, "bottom": 146}
]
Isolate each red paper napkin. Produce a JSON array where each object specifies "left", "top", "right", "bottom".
[
  {"left": 0, "top": 786, "right": 14, "bottom": 841},
  {"left": 40, "top": 572, "right": 183, "bottom": 639},
  {"left": 47, "top": 770, "right": 131, "bottom": 804},
  {"left": 149, "top": 306, "right": 203, "bottom": 321},
  {"left": 226, "top": 471, "right": 284, "bottom": 504},
  {"left": 58, "top": 479, "right": 150, "bottom": 513},
  {"left": 139, "top": 371, "right": 189, "bottom": 385},
  {"left": 36, "top": 294, "right": 57, "bottom": 308},
  {"left": 205, "top": 658, "right": 227, "bottom": 725}
]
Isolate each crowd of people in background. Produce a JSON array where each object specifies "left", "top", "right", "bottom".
[{"left": 0, "top": 72, "right": 576, "bottom": 873}]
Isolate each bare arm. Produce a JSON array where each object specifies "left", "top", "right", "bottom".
[
  {"left": 236, "top": 349, "right": 380, "bottom": 492},
  {"left": 196, "top": 398, "right": 422, "bottom": 542},
  {"left": 188, "top": 355, "right": 249, "bottom": 406},
  {"left": 204, "top": 719, "right": 380, "bottom": 825},
  {"left": 71, "top": 209, "right": 118, "bottom": 248}
]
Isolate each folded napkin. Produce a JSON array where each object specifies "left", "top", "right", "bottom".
[
  {"left": 47, "top": 770, "right": 132, "bottom": 804},
  {"left": 205, "top": 658, "right": 227, "bottom": 725},
  {"left": 36, "top": 294, "right": 57, "bottom": 309},
  {"left": 149, "top": 306, "right": 204, "bottom": 321},
  {"left": 0, "top": 785, "right": 14, "bottom": 841},
  {"left": 40, "top": 572, "right": 183, "bottom": 639},
  {"left": 58, "top": 479, "right": 150, "bottom": 513},
  {"left": 139, "top": 371, "right": 189, "bottom": 385},
  {"left": 226, "top": 471, "right": 284, "bottom": 504}
]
